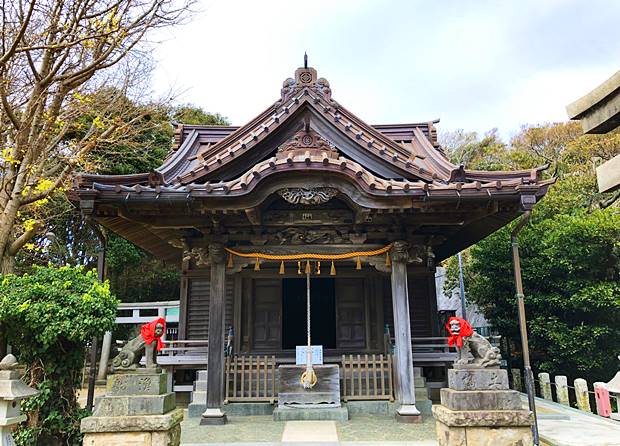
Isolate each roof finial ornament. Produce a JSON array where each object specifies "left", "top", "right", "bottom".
[{"left": 304, "top": 52, "right": 308, "bottom": 69}]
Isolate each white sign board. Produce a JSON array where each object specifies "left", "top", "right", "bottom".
[{"left": 295, "top": 345, "right": 323, "bottom": 365}]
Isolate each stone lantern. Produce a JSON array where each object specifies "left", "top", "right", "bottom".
[{"left": 0, "top": 354, "right": 39, "bottom": 446}]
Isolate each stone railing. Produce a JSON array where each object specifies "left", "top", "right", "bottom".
[{"left": 510, "top": 369, "right": 619, "bottom": 420}]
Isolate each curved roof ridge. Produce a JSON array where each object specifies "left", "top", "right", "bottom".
[{"left": 157, "top": 129, "right": 201, "bottom": 182}]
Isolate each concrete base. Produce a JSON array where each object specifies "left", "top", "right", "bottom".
[
  {"left": 81, "top": 408, "right": 183, "bottom": 446},
  {"left": 395, "top": 413, "right": 423, "bottom": 423},
  {"left": 224, "top": 402, "right": 274, "bottom": 416},
  {"left": 273, "top": 406, "right": 349, "bottom": 421},
  {"left": 199, "top": 414, "right": 227, "bottom": 426}
]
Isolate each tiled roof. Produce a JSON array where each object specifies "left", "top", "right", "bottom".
[{"left": 74, "top": 65, "right": 549, "bottom": 199}]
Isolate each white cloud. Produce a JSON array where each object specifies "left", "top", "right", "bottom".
[{"left": 149, "top": 0, "right": 620, "bottom": 141}]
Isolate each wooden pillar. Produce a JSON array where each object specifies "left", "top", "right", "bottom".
[
  {"left": 201, "top": 243, "right": 228, "bottom": 425},
  {"left": 390, "top": 240, "right": 420, "bottom": 420}
]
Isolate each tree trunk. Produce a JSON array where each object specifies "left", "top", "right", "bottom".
[
  {"left": 1, "top": 255, "right": 16, "bottom": 275},
  {"left": 0, "top": 196, "right": 21, "bottom": 275}
]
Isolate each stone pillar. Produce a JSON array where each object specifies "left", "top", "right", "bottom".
[
  {"left": 555, "top": 375, "right": 569, "bottom": 405},
  {"left": 574, "top": 378, "right": 591, "bottom": 412},
  {"left": 390, "top": 241, "right": 420, "bottom": 422},
  {"left": 432, "top": 367, "right": 533, "bottom": 446},
  {"left": 201, "top": 243, "right": 227, "bottom": 425},
  {"left": 97, "top": 331, "right": 113, "bottom": 382},
  {"left": 539, "top": 372, "right": 552, "bottom": 400}
]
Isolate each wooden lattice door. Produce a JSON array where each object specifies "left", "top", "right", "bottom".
[
  {"left": 251, "top": 279, "right": 281, "bottom": 351},
  {"left": 336, "top": 278, "right": 366, "bottom": 349}
]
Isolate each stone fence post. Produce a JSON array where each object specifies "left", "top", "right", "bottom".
[
  {"left": 554, "top": 375, "right": 569, "bottom": 406},
  {"left": 574, "top": 378, "right": 591, "bottom": 412},
  {"left": 538, "top": 372, "right": 552, "bottom": 401}
]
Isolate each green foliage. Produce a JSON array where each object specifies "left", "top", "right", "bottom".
[
  {"left": 441, "top": 128, "right": 509, "bottom": 170},
  {"left": 171, "top": 104, "right": 229, "bottom": 126},
  {"left": 16, "top": 102, "right": 227, "bottom": 301},
  {"left": 106, "top": 234, "right": 180, "bottom": 302},
  {"left": 0, "top": 266, "right": 118, "bottom": 445},
  {"left": 467, "top": 209, "right": 620, "bottom": 381},
  {"left": 442, "top": 122, "right": 620, "bottom": 383}
]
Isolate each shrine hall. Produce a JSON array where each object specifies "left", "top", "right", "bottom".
[{"left": 70, "top": 63, "right": 552, "bottom": 424}]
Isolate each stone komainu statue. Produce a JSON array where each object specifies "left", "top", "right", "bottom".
[
  {"left": 446, "top": 316, "right": 501, "bottom": 368},
  {"left": 112, "top": 318, "right": 166, "bottom": 370}
]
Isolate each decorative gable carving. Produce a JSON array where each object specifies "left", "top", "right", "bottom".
[
  {"left": 277, "top": 187, "right": 339, "bottom": 205},
  {"left": 280, "top": 66, "right": 332, "bottom": 103},
  {"left": 276, "top": 129, "right": 338, "bottom": 161}
]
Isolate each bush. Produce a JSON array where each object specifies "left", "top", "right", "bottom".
[
  {"left": 0, "top": 266, "right": 118, "bottom": 446},
  {"left": 465, "top": 208, "right": 620, "bottom": 382}
]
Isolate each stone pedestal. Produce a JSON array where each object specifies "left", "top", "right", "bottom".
[
  {"left": 81, "top": 369, "right": 182, "bottom": 446},
  {"left": 432, "top": 368, "right": 533, "bottom": 446}
]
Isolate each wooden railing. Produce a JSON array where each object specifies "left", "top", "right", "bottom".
[
  {"left": 411, "top": 336, "right": 457, "bottom": 365},
  {"left": 341, "top": 354, "right": 394, "bottom": 401},
  {"left": 161, "top": 339, "right": 209, "bottom": 356},
  {"left": 116, "top": 300, "right": 179, "bottom": 324},
  {"left": 225, "top": 355, "right": 277, "bottom": 403}
]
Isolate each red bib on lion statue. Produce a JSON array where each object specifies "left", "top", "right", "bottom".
[
  {"left": 446, "top": 316, "right": 474, "bottom": 349},
  {"left": 141, "top": 317, "right": 166, "bottom": 352}
]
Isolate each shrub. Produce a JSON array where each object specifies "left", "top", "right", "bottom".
[{"left": 0, "top": 266, "right": 118, "bottom": 446}]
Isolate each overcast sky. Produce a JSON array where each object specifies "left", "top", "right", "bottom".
[{"left": 150, "top": 0, "right": 620, "bottom": 140}]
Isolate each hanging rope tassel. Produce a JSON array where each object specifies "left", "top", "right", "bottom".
[
  {"left": 300, "top": 264, "right": 317, "bottom": 389},
  {"left": 279, "top": 261, "right": 285, "bottom": 275},
  {"left": 316, "top": 261, "right": 321, "bottom": 275},
  {"left": 330, "top": 260, "right": 336, "bottom": 276},
  {"left": 297, "top": 261, "right": 302, "bottom": 275},
  {"left": 254, "top": 257, "right": 260, "bottom": 271},
  {"left": 356, "top": 256, "right": 362, "bottom": 270},
  {"left": 227, "top": 253, "right": 234, "bottom": 268},
  {"left": 386, "top": 252, "right": 391, "bottom": 268}
]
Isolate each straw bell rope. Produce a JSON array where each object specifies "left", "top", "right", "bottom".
[
  {"left": 300, "top": 264, "right": 317, "bottom": 389},
  {"left": 224, "top": 243, "right": 394, "bottom": 270}
]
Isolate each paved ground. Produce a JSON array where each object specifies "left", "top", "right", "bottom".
[
  {"left": 530, "top": 397, "right": 620, "bottom": 446},
  {"left": 181, "top": 412, "right": 438, "bottom": 445}
]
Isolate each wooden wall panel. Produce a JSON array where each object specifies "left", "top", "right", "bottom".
[
  {"left": 408, "top": 273, "right": 432, "bottom": 338},
  {"left": 382, "top": 271, "right": 435, "bottom": 339},
  {"left": 186, "top": 275, "right": 234, "bottom": 340}
]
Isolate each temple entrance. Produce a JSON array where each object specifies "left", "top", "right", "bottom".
[{"left": 282, "top": 278, "right": 336, "bottom": 350}]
